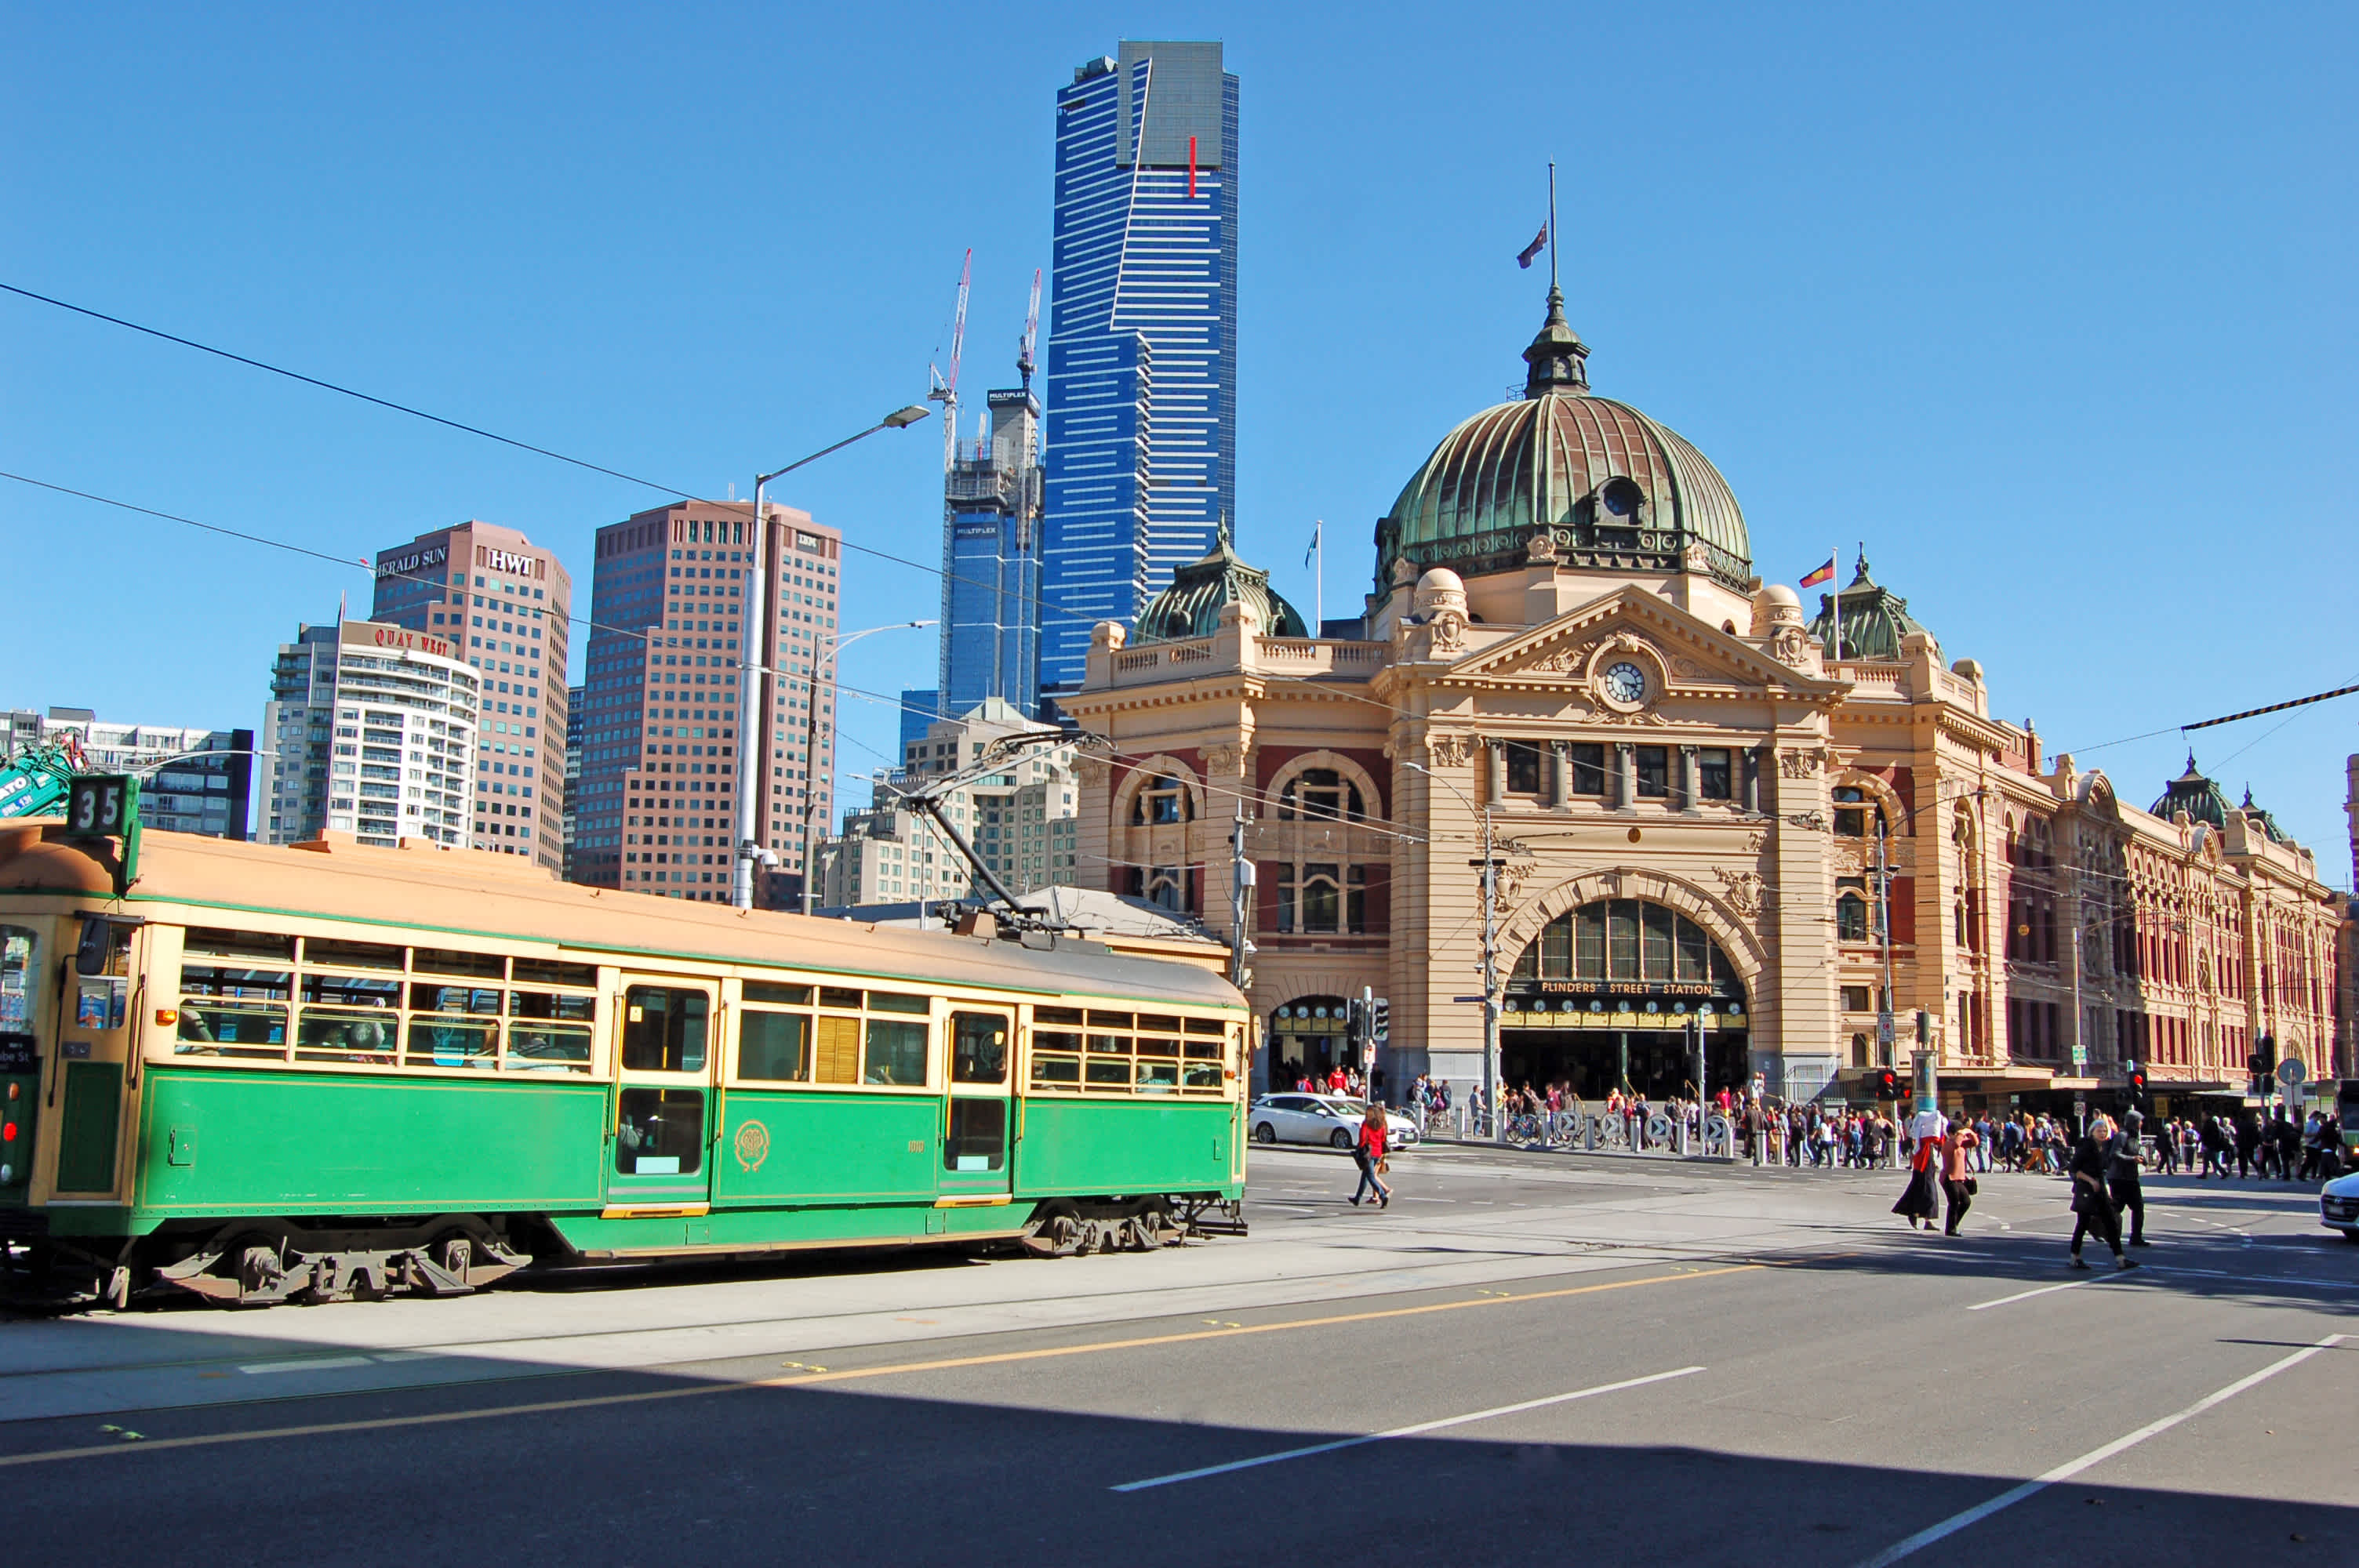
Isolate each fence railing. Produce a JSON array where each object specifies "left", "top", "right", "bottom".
[{"left": 1412, "top": 1103, "right": 1739, "bottom": 1159}]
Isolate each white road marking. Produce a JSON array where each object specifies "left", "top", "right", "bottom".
[
  {"left": 1854, "top": 1332, "right": 2346, "bottom": 1566},
  {"left": 1110, "top": 1365, "right": 1705, "bottom": 1492},
  {"left": 1966, "top": 1276, "right": 2107, "bottom": 1311},
  {"left": 237, "top": 1356, "right": 376, "bottom": 1375}
]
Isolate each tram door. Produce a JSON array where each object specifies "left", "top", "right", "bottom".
[
  {"left": 606, "top": 977, "right": 720, "bottom": 1212},
  {"left": 936, "top": 1009, "right": 1014, "bottom": 1203}
]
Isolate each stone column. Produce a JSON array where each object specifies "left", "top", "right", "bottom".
[
  {"left": 1743, "top": 746, "right": 1762, "bottom": 814},
  {"left": 1615, "top": 742, "right": 1636, "bottom": 810},
  {"left": 1550, "top": 742, "right": 1570, "bottom": 810},
  {"left": 1679, "top": 746, "right": 1700, "bottom": 814},
  {"left": 1486, "top": 739, "right": 1507, "bottom": 805}
]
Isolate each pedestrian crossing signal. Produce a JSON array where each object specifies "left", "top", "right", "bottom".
[{"left": 1869, "top": 1067, "right": 1900, "bottom": 1101}]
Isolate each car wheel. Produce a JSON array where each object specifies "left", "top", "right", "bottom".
[
  {"left": 1253, "top": 1123, "right": 1276, "bottom": 1145},
  {"left": 2343, "top": 1228, "right": 2359, "bottom": 1244},
  {"left": 1330, "top": 1128, "right": 1354, "bottom": 1151}
]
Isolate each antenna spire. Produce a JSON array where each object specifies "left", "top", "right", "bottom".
[{"left": 1547, "top": 161, "right": 1558, "bottom": 293}]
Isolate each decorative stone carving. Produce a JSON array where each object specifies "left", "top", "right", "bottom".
[
  {"left": 1496, "top": 860, "right": 1537, "bottom": 911},
  {"left": 1712, "top": 866, "right": 1764, "bottom": 917},
  {"left": 1745, "top": 830, "right": 1769, "bottom": 857},
  {"left": 1073, "top": 757, "right": 1112, "bottom": 789},
  {"left": 1525, "top": 530, "right": 1559, "bottom": 564},
  {"left": 1200, "top": 743, "right": 1249, "bottom": 779},
  {"left": 1769, "top": 626, "right": 1812, "bottom": 668},
  {"left": 1425, "top": 733, "right": 1475, "bottom": 769},
  {"left": 1777, "top": 746, "right": 1827, "bottom": 779},
  {"left": 1431, "top": 609, "right": 1467, "bottom": 653},
  {"left": 1670, "top": 656, "right": 1708, "bottom": 681}
]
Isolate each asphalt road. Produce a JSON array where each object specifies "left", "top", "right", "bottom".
[{"left": 2, "top": 1145, "right": 2353, "bottom": 1566}]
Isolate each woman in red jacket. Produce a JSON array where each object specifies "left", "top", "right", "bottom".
[{"left": 1350, "top": 1104, "right": 1391, "bottom": 1208}]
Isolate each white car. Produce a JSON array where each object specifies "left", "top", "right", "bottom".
[
  {"left": 1249, "top": 1094, "right": 1417, "bottom": 1152},
  {"left": 2319, "top": 1169, "right": 2359, "bottom": 1243}
]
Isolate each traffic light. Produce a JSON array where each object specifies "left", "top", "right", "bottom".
[
  {"left": 1370, "top": 998, "right": 1390, "bottom": 1042},
  {"left": 1347, "top": 998, "right": 1369, "bottom": 1046},
  {"left": 2255, "top": 1035, "right": 2276, "bottom": 1075},
  {"left": 1870, "top": 1067, "right": 1900, "bottom": 1102}
]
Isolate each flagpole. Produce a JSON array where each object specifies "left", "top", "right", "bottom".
[
  {"left": 1828, "top": 543, "right": 1840, "bottom": 662},
  {"left": 1547, "top": 162, "right": 1558, "bottom": 292},
  {"left": 1314, "top": 520, "right": 1325, "bottom": 633}
]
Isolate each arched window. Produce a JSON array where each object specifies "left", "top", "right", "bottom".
[
  {"left": 1510, "top": 898, "right": 1739, "bottom": 987},
  {"left": 1278, "top": 768, "right": 1362, "bottom": 823},
  {"left": 1143, "top": 865, "right": 1184, "bottom": 911},
  {"left": 1131, "top": 774, "right": 1191, "bottom": 826},
  {"left": 1832, "top": 785, "right": 1887, "bottom": 838},
  {"left": 1275, "top": 862, "right": 1367, "bottom": 934},
  {"left": 1836, "top": 891, "right": 1870, "bottom": 942}
]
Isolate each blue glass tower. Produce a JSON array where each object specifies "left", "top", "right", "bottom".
[
  {"left": 1038, "top": 41, "right": 1239, "bottom": 700},
  {"left": 938, "top": 386, "right": 1044, "bottom": 717}
]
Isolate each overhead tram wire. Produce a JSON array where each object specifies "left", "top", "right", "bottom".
[{"left": 2, "top": 282, "right": 1452, "bottom": 736}]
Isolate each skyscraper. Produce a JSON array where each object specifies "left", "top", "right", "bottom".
[
  {"left": 260, "top": 618, "right": 478, "bottom": 848},
  {"left": 369, "top": 522, "right": 572, "bottom": 866},
  {"left": 939, "top": 384, "right": 1043, "bottom": 716},
  {"left": 569, "top": 499, "right": 844, "bottom": 904},
  {"left": 1038, "top": 41, "right": 1239, "bottom": 702}
]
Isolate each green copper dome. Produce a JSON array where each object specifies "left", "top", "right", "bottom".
[
  {"left": 1132, "top": 531, "right": 1308, "bottom": 644},
  {"left": 1373, "top": 287, "right": 1752, "bottom": 593},
  {"left": 2150, "top": 753, "right": 2232, "bottom": 829},
  {"left": 2237, "top": 786, "right": 2291, "bottom": 844},
  {"left": 1807, "top": 551, "right": 1930, "bottom": 660}
]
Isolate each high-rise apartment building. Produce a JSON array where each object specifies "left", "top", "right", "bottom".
[
  {"left": 562, "top": 684, "right": 584, "bottom": 880},
  {"left": 4, "top": 708, "right": 254, "bottom": 840},
  {"left": 260, "top": 619, "right": 478, "bottom": 847},
  {"left": 369, "top": 522, "right": 572, "bottom": 865},
  {"left": 939, "top": 386, "right": 1044, "bottom": 716},
  {"left": 571, "top": 500, "right": 843, "bottom": 904},
  {"left": 1038, "top": 41, "right": 1239, "bottom": 702},
  {"left": 819, "top": 697, "right": 1080, "bottom": 907}
]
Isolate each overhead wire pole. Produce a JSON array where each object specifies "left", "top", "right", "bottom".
[
  {"left": 794, "top": 618, "right": 936, "bottom": 916},
  {"left": 1409, "top": 760, "right": 1508, "bottom": 1144},
  {"left": 732, "top": 407, "right": 932, "bottom": 911}
]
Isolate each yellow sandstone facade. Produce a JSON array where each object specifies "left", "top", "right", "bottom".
[{"left": 1060, "top": 288, "right": 2342, "bottom": 1112}]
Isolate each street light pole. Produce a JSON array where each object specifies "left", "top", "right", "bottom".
[
  {"left": 1408, "top": 759, "right": 1506, "bottom": 1145},
  {"left": 732, "top": 405, "right": 930, "bottom": 911},
  {"left": 794, "top": 619, "right": 935, "bottom": 917}
]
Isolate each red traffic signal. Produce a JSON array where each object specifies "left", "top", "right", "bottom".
[
  {"left": 2126, "top": 1066, "right": 2147, "bottom": 1095},
  {"left": 1870, "top": 1068, "right": 1900, "bottom": 1101}
]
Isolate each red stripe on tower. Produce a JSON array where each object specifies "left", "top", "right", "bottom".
[{"left": 1188, "top": 135, "right": 1198, "bottom": 198}]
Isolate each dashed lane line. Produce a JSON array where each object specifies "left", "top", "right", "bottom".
[{"left": 0, "top": 1262, "right": 1761, "bottom": 1469}]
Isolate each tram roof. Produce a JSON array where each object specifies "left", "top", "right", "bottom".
[{"left": 0, "top": 824, "right": 1246, "bottom": 1011}]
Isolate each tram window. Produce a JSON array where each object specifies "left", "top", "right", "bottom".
[
  {"left": 819, "top": 985, "right": 863, "bottom": 1011},
  {"left": 869, "top": 992, "right": 929, "bottom": 1016},
  {"left": 739, "top": 1010, "right": 811, "bottom": 1081},
  {"left": 1085, "top": 1053, "right": 1132, "bottom": 1087},
  {"left": 304, "top": 938, "right": 405, "bottom": 972},
  {"left": 413, "top": 948, "right": 507, "bottom": 981},
  {"left": 616, "top": 1087, "right": 703, "bottom": 1174},
  {"left": 951, "top": 1013, "right": 1008, "bottom": 1083},
  {"left": 944, "top": 1098, "right": 1005, "bottom": 1170},
  {"left": 1136, "top": 1033, "right": 1180, "bottom": 1093},
  {"left": 514, "top": 958, "right": 598, "bottom": 989},
  {"left": 507, "top": 990, "right": 594, "bottom": 1072},
  {"left": 743, "top": 982, "right": 813, "bottom": 1005},
  {"left": 184, "top": 927, "right": 296, "bottom": 965},
  {"left": 1036, "top": 1006, "right": 1085, "bottom": 1027},
  {"left": 402, "top": 982, "right": 500, "bottom": 1068},
  {"left": 296, "top": 971, "right": 402, "bottom": 1063},
  {"left": 1138, "top": 1013, "right": 1182, "bottom": 1033},
  {"left": 814, "top": 1015, "right": 861, "bottom": 1083},
  {"left": 1183, "top": 1017, "right": 1227, "bottom": 1036},
  {"left": 175, "top": 964, "right": 290, "bottom": 1058},
  {"left": 621, "top": 986, "right": 708, "bottom": 1073},
  {"left": 862, "top": 1018, "right": 929, "bottom": 1085},
  {"left": 0, "top": 927, "right": 32, "bottom": 1033}
]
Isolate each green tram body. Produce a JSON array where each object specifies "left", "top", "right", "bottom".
[{"left": 0, "top": 825, "right": 1249, "bottom": 1303}]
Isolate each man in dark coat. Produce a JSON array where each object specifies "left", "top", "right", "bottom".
[{"left": 2108, "top": 1110, "right": 2150, "bottom": 1247}]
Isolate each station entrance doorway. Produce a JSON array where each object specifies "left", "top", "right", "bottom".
[{"left": 1500, "top": 897, "right": 1750, "bottom": 1100}]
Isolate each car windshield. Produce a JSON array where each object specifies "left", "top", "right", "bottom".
[{"left": 1321, "top": 1099, "right": 1365, "bottom": 1116}]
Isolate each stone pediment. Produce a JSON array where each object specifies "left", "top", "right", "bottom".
[{"left": 1446, "top": 585, "right": 1836, "bottom": 699}]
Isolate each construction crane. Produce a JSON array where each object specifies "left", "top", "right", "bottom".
[
  {"left": 1017, "top": 267, "right": 1041, "bottom": 394},
  {"left": 926, "top": 248, "right": 972, "bottom": 473}
]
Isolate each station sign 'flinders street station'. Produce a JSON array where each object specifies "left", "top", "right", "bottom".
[{"left": 1057, "top": 281, "right": 2341, "bottom": 1113}]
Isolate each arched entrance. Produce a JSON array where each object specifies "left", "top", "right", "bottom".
[
  {"left": 1503, "top": 898, "right": 1750, "bottom": 1098},
  {"left": 1268, "top": 997, "right": 1350, "bottom": 1091}
]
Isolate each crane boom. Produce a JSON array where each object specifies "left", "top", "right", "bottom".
[
  {"left": 1018, "top": 267, "right": 1041, "bottom": 391},
  {"left": 926, "top": 249, "right": 972, "bottom": 473}
]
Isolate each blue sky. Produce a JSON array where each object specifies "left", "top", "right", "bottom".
[{"left": 4, "top": 5, "right": 2353, "bottom": 880}]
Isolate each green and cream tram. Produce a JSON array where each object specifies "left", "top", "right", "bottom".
[{"left": 0, "top": 823, "right": 1249, "bottom": 1306}]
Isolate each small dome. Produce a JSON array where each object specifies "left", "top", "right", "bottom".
[
  {"left": 1373, "top": 289, "right": 1751, "bottom": 593},
  {"left": 1132, "top": 530, "right": 1308, "bottom": 645},
  {"left": 1755, "top": 583, "right": 1801, "bottom": 612},
  {"left": 2151, "top": 753, "right": 2232, "bottom": 830},
  {"left": 1808, "top": 550, "right": 1929, "bottom": 660},
  {"left": 1416, "top": 567, "right": 1465, "bottom": 595}
]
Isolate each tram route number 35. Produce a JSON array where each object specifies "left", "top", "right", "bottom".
[{"left": 66, "top": 775, "right": 136, "bottom": 838}]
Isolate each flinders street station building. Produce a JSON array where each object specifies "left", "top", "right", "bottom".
[{"left": 1060, "top": 286, "right": 2346, "bottom": 1116}]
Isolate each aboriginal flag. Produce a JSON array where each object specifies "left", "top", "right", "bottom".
[
  {"left": 1517, "top": 225, "right": 1549, "bottom": 269},
  {"left": 1800, "top": 557, "right": 1837, "bottom": 589}
]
